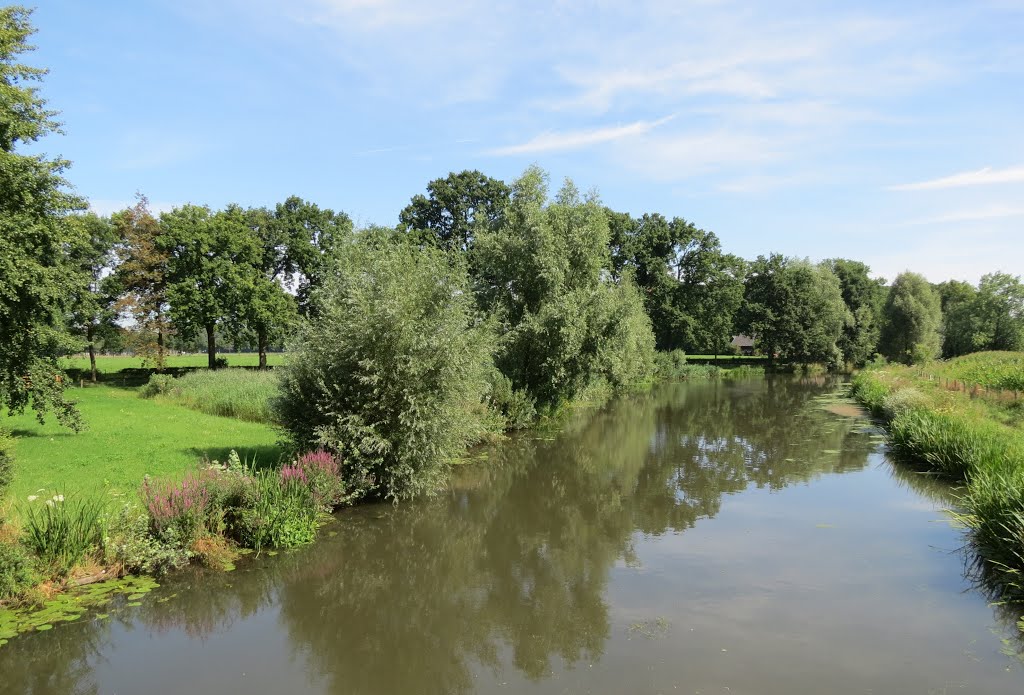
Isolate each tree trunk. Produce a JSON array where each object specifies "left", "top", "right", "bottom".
[
  {"left": 258, "top": 328, "right": 268, "bottom": 370},
  {"left": 87, "top": 324, "right": 98, "bottom": 383},
  {"left": 157, "top": 327, "right": 165, "bottom": 372},
  {"left": 206, "top": 323, "right": 217, "bottom": 369}
]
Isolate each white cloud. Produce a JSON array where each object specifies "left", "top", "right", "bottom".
[
  {"left": 903, "top": 204, "right": 1024, "bottom": 225},
  {"left": 487, "top": 116, "right": 675, "bottom": 156},
  {"left": 889, "top": 165, "right": 1024, "bottom": 191}
]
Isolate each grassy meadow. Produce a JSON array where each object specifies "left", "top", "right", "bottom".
[{"left": 2, "top": 383, "right": 283, "bottom": 509}]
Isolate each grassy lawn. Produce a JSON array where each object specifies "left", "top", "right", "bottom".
[
  {"left": 2, "top": 384, "right": 283, "bottom": 509},
  {"left": 60, "top": 352, "right": 289, "bottom": 373}
]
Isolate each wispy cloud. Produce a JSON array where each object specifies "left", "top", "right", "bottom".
[
  {"left": 890, "top": 165, "right": 1024, "bottom": 191},
  {"left": 903, "top": 204, "right": 1024, "bottom": 225},
  {"left": 487, "top": 116, "right": 675, "bottom": 156}
]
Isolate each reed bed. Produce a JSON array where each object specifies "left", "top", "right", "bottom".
[{"left": 142, "top": 370, "right": 280, "bottom": 424}]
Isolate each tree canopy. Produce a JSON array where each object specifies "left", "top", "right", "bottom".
[
  {"left": 738, "top": 255, "right": 848, "bottom": 366},
  {"left": 399, "top": 170, "right": 510, "bottom": 253},
  {"left": 0, "top": 6, "right": 85, "bottom": 428}
]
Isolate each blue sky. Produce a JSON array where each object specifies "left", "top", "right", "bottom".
[{"left": 29, "top": 0, "right": 1024, "bottom": 283}]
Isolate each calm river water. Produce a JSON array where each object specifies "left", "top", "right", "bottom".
[{"left": 3, "top": 377, "right": 1024, "bottom": 694}]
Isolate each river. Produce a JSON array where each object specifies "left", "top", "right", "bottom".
[{"left": 2, "top": 376, "right": 1022, "bottom": 694}]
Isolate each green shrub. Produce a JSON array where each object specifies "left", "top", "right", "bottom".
[
  {"left": 654, "top": 350, "right": 688, "bottom": 379},
  {"left": 0, "top": 541, "right": 38, "bottom": 602},
  {"left": 485, "top": 370, "right": 536, "bottom": 430},
  {"left": 140, "top": 373, "right": 176, "bottom": 398},
  {"left": 232, "top": 470, "right": 321, "bottom": 552},
  {"left": 274, "top": 238, "right": 493, "bottom": 501},
  {"left": 22, "top": 493, "right": 106, "bottom": 573},
  {"left": 104, "top": 504, "right": 191, "bottom": 575}
]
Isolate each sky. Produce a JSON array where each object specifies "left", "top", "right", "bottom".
[{"left": 26, "top": 0, "right": 1024, "bottom": 284}]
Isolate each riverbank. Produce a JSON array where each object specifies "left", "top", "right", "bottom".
[{"left": 850, "top": 352, "right": 1024, "bottom": 610}]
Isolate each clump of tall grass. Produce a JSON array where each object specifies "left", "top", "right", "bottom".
[
  {"left": 956, "top": 464, "right": 1024, "bottom": 600},
  {"left": 141, "top": 369, "right": 279, "bottom": 423},
  {"left": 22, "top": 493, "right": 106, "bottom": 574},
  {"left": 887, "top": 409, "right": 1015, "bottom": 479},
  {"left": 232, "top": 470, "right": 322, "bottom": 553}
]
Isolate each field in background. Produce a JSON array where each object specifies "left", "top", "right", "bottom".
[{"left": 60, "top": 353, "right": 288, "bottom": 374}]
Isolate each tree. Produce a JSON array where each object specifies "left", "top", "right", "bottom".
[
  {"left": 0, "top": 6, "right": 85, "bottom": 428},
  {"left": 112, "top": 195, "right": 171, "bottom": 369},
  {"left": 973, "top": 272, "right": 1024, "bottom": 352},
  {"left": 669, "top": 225, "right": 745, "bottom": 355},
  {"left": 738, "top": 255, "right": 849, "bottom": 367},
  {"left": 160, "top": 204, "right": 259, "bottom": 369},
  {"left": 826, "top": 259, "right": 885, "bottom": 366},
  {"left": 237, "top": 205, "right": 300, "bottom": 368},
  {"left": 473, "top": 167, "right": 655, "bottom": 407},
  {"left": 266, "top": 196, "right": 353, "bottom": 316},
  {"left": 66, "top": 213, "right": 119, "bottom": 382},
  {"left": 878, "top": 271, "right": 942, "bottom": 364},
  {"left": 399, "top": 170, "right": 510, "bottom": 253},
  {"left": 274, "top": 234, "right": 493, "bottom": 501},
  {"left": 938, "top": 280, "right": 979, "bottom": 357},
  {"left": 612, "top": 213, "right": 743, "bottom": 354}
]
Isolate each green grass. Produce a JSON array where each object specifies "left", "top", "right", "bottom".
[
  {"left": 145, "top": 370, "right": 280, "bottom": 424},
  {"left": 2, "top": 385, "right": 283, "bottom": 509},
  {"left": 60, "top": 353, "right": 288, "bottom": 374}
]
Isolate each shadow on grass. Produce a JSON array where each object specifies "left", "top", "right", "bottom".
[
  {"left": 7, "top": 428, "right": 75, "bottom": 439},
  {"left": 186, "top": 444, "right": 285, "bottom": 471}
]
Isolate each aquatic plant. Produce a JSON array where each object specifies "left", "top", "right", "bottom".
[
  {"left": 22, "top": 493, "right": 106, "bottom": 573},
  {"left": 232, "top": 469, "right": 321, "bottom": 552}
]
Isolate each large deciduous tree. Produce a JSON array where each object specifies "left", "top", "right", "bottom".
[
  {"left": 160, "top": 204, "right": 259, "bottom": 369},
  {"left": 738, "top": 255, "right": 849, "bottom": 367},
  {"left": 399, "top": 170, "right": 510, "bottom": 253},
  {"left": 878, "top": 271, "right": 942, "bottom": 364},
  {"left": 0, "top": 6, "right": 85, "bottom": 428},
  {"left": 268, "top": 196, "right": 352, "bottom": 316},
  {"left": 611, "top": 211, "right": 744, "bottom": 354}
]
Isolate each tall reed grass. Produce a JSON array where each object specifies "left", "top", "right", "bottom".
[{"left": 141, "top": 369, "right": 280, "bottom": 424}]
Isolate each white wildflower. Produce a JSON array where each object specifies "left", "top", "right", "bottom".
[{"left": 27, "top": 495, "right": 38, "bottom": 502}]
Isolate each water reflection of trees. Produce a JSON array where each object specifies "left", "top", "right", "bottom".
[
  {"left": 273, "top": 376, "right": 875, "bottom": 695},
  {"left": 0, "top": 377, "right": 878, "bottom": 694}
]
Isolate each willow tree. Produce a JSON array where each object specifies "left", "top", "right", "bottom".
[{"left": 879, "top": 271, "right": 942, "bottom": 364}]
